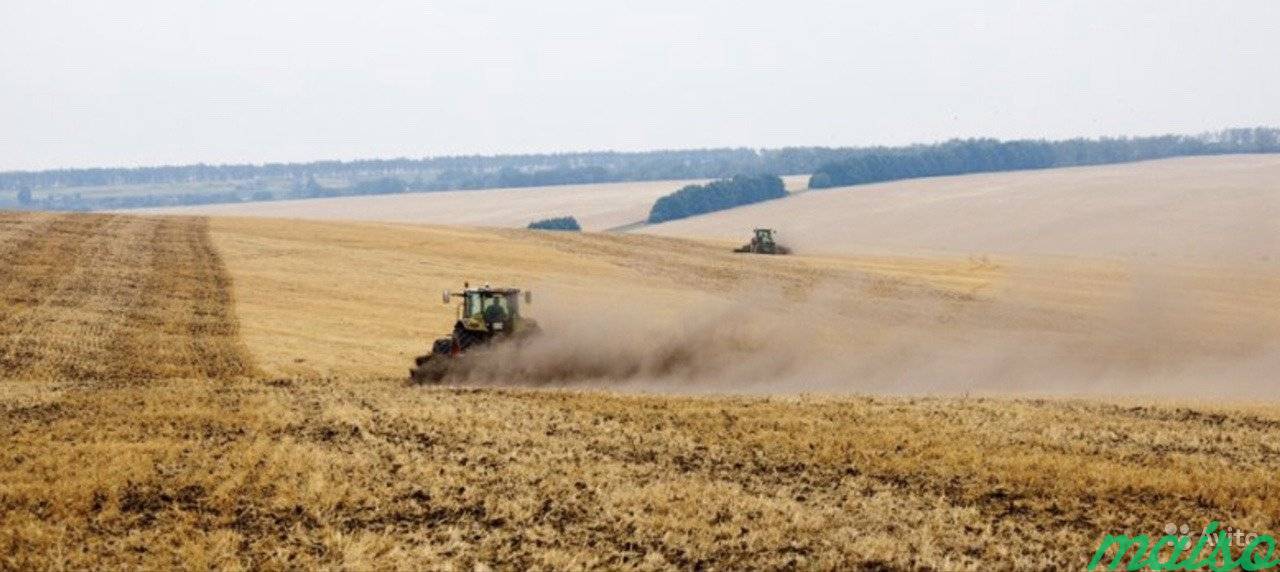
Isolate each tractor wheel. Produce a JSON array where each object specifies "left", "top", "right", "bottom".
[
  {"left": 432, "top": 337, "right": 454, "bottom": 355},
  {"left": 409, "top": 354, "right": 452, "bottom": 384},
  {"left": 454, "top": 326, "right": 489, "bottom": 351}
]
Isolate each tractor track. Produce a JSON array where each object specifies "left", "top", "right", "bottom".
[{"left": 0, "top": 213, "right": 256, "bottom": 382}]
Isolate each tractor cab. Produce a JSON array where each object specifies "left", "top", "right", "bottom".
[
  {"left": 734, "top": 228, "right": 790, "bottom": 255},
  {"left": 460, "top": 288, "right": 523, "bottom": 326},
  {"left": 444, "top": 284, "right": 534, "bottom": 335},
  {"left": 752, "top": 228, "right": 778, "bottom": 249}
]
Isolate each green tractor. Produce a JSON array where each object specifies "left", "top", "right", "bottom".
[
  {"left": 734, "top": 228, "right": 791, "bottom": 255},
  {"left": 410, "top": 283, "right": 540, "bottom": 384}
]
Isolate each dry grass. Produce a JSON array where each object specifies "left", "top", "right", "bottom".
[
  {"left": 2, "top": 211, "right": 1279, "bottom": 569},
  {"left": 207, "top": 216, "right": 1008, "bottom": 379},
  {"left": 3, "top": 377, "right": 1279, "bottom": 569},
  {"left": 0, "top": 213, "right": 254, "bottom": 382},
  {"left": 209, "top": 216, "right": 1278, "bottom": 394}
]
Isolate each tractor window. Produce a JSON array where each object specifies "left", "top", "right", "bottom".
[
  {"left": 482, "top": 296, "right": 510, "bottom": 321},
  {"left": 465, "top": 292, "right": 484, "bottom": 318}
]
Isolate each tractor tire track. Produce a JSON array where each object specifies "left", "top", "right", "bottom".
[
  {"left": 108, "top": 217, "right": 257, "bottom": 381},
  {"left": 0, "top": 213, "right": 256, "bottom": 382}
]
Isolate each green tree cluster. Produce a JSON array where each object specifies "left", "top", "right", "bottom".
[
  {"left": 647, "top": 175, "right": 786, "bottom": 224},
  {"left": 527, "top": 216, "right": 582, "bottom": 231}
]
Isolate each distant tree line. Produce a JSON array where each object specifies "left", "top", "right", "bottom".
[
  {"left": 299, "top": 176, "right": 406, "bottom": 198},
  {"left": 2, "top": 127, "right": 1276, "bottom": 212},
  {"left": 527, "top": 216, "right": 582, "bottom": 231},
  {"left": 808, "top": 127, "right": 1280, "bottom": 189},
  {"left": 11, "top": 190, "right": 247, "bottom": 211},
  {"left": 647, "top": 175, "right": 786, "bottom": 224},
  {"left": 0, "top": 148, "right": 836, "bottom": 193},
  {"left": 0, "top": 176, "right": 412, "bottom": 211},
  {"left": 0, "top": 148, "right": 840, "bottom": 211}
]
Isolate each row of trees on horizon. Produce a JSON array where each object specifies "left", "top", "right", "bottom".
[
  {"left": 808, "top": 127, "right": 1280, "bottom": 189},
  {"left": 0, "top": 148, "right": 840, "bottom": 193},
  {"left": 3, "top": 127, "right": 1278, "bottom": 212}
]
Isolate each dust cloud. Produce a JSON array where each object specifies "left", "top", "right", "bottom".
[
  {"left": 435, "top": 265, "right": 1280, "bottom": 399},
  {"left": 440, "top": 285, "right": 808, "bottom": 392}
]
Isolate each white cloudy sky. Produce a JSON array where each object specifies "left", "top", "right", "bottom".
[{"left": 1, "top": 1, "right": 1278, "bottom": 170}]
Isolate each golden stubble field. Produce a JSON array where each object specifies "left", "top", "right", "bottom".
[
  {"left": 209, "top": 215, "right": 1280, "bottom": 396},
  {"left": 0, "top": 212, "right": 253, "bottom": 382},
  {"left": 3, "top": 211, "right": 1280, "bottom": 569}
]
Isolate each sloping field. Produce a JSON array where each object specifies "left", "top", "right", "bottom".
[
  {"left": 0, "top": 212, "right": 254, "bottom": 381},
  {"left": 209, "top": 217, "right": 1280, "bottom": 396},
  {"left": 133, "top": 176, "right": 809, "bottom": 232},
  {"left": 645, "top": 154, "right": 1280, "bottom": 262},
  {"left": 3, "top": 212, "right": 1279, "bottom": 568}
]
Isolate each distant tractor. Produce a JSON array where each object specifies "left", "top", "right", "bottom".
[
  {"left": 734, "top": 228, "right": 790, "bottom": 255},
  {"left": 410, "top": 283, "right": 539, "bottom": 384}
]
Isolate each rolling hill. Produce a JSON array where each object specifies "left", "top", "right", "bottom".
[
  {"left": 2, "top": 201, "right": 1278, "bottom": 568},
  {"left": 138, "top": 154, "right": 1280, "bottom": 264},
  {"left": 207, "top": 216, "right": 1279, "bottom": 393},
  {"left": 644, "top": 154, "right": 1280, "bottom": 262}
]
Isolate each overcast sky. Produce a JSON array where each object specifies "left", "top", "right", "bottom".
[{"left": 2, "top": 1, "right": 1278, "bottom": 171}]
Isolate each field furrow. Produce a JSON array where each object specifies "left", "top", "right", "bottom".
[
  {"left": 0, "top": 212, "right": 57, "bottom": 267},
  {"left": 0, "top": 213, "right": 255, "bottom": 381},
  {"left": 107, "top": 217, "right": 256, "bottom": 380}
]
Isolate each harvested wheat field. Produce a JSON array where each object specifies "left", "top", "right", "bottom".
[
  {"left": 3, "top": 211, "right": 1280, "bottom": 569},
  {"left": 0, "top": 212, "right": 254, "bottom": 382},
  {"left": 646, "top": 155, "right": 1280, "bottom": 263},
  {"left": 207, "top": 216, "right": 1280, "bottom": 394},
  {"left": 132, "top": 176, "right": 809, "bottom": 232},
  {"left": 8, "top": 377, "right": 1280, "bottom": 570}
]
